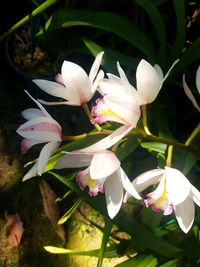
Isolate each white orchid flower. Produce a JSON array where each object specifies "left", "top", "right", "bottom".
[
  {"left": 76, "top": 80, "right": 141, "bottom": 153},
  {"left": 124, "top": 167, "right": 200, "bottom": 233},
  {"left": 33, "top": 52, "right": 104, "bottom": 106},
  {"left": 16, "top": 91, "right": 62, "bottom": 181},
  {"left": 104, "top": 59, "right": 179, "bottom": 105},
  {"left": 55, "top": 150, "right": 141, "bottom": 219},
  {"left": 182, "top": 65, "right": 200, "bottom": 112}
]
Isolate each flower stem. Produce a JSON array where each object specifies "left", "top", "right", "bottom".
[
  {"left": 166, "top": 145, "right": 173, "bottom": 167},
  {"left": 185, "top": 123, "right": 200, "bottom": 146},
  {"left": 141, "top": 105, "right": 152, "bottom": 135},
  {"left": 82, "top": 103, "right": 102, "bottom": 131}
]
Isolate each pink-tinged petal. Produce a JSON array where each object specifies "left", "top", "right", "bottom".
[
  {"left": 162, "top": 59, "right": 179, "bottom": 83},
  {"left": 174, "top": 197, "right": 195, "bottom": 233},
  {"left": 22, "top": 108, "right": 44, "bottom": 120},
  {"left": 118, "top": 168, "right": 141, "bottom": 200},
  {"left": 90, "top": 150, "right": 120, "bottom": 180},
  {"left": 61, "top": 61, "right": 92, "bottom": 105},
  {"left": 104, "top": 94, "right": 141, "bottom": 126},
  {"left": 76, "top": 167, "right": 90, "bottom": 191},
  {"left": 104, "top": 171, "right": 123, "bottom": 219},
  {"left": 55, "top": 152, "right": 93, "bottom": 169},
  {"left": 89, "top": 51, "right": 104, "bottom": 84},
  {"left": 136, "top": 59, "right": 162, "bottom": 104},
  {"left": 91, "top": 98, "right": 129, "bottom": 125},
  {"left": 165, "top": 167, "right": 191, "bottom": 206},
  {"left": 33, "top": 79, "right": 70, "bottom": 100},
  {"left": 190, "top": 185, "right": 200, "bottom": 207},
  {"left": 196, "top": 65, "right": 200, "bottom": 94},
  {"left": 20, "top": 138, "right": 44, "bottom": 153},
  {"left": 25, "top": 90, "right": 52, "bottom": 118},
  {"left": 17, "top": 117, "right": 62, "bottom": 142},
  {"left": 55, "top": 73, "right": 64, "bottom": 84},
  {"left": 76, "top": 167, "right": 104, "bottom": 196},
  {"left": 37, "top": 141, "right": 60, "bottom": 175},
  {"left": 22, "top": 161, "right": 39, "bottom": 181},
  {"left": 78, "top": 125, "right": 133, "bottom": 153},
  {"left": 132, "top": 169, "right": 165, "bottom": 192},
  {"left": 182, "top": 74, "right": 200, "bottom": 112}
]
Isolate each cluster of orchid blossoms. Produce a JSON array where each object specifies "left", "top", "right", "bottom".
[{"left": 16, "top": 51, "right": 200, "bottom": 233}]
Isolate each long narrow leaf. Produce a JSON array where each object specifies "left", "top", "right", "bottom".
[
  {"left": 168, "top": 0, "right": 185, "bottom": 64},
  {"left": 133, "top": 0, "right": 167, "bottom": 64},
  {"left": 41, "top": 8, "right": 156, "bottom": 62},
  {"left": 0, "top": 0, "right": 58, "bottom": 42},
  {"left": 97, "top": 217, "right": 113, "bottom": 267},
  {"left": 115, "top": 254, "right": 158, "bottom": 267}
]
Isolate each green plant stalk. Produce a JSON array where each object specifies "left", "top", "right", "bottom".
[
  {"left": 185, "top": 123, "right": 200, "bottom": 146},
  {"left": 141, "top": 105, "right": 152, "bottom": 135},
  {"left": 97, "top": 217, "right": 112, "bottom": 267},
  {"left": 0, "top": 0, "right": 59, "bottom": 42},
  {"left": 166, "top": 145, "right": 173, "bottom": 167}
]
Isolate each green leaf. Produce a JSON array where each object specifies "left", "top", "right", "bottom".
[
  {"left": 169, "top": 38, "right": 200, "bottom": 81},
  {"left": 159, "top": 259, "right": 178, "bottom": 267},
  {"left": 42, "top": 8, "right": 156, "bottom": 62},
  {"left": 132, "top": 0, "right": 167, "bottom": 64},
  {"left": 0, "top": 0, "right": 59, "bottom": 42},
  {"left": 168, "top": 0, "right": 185, "bottom": 64},
  {"left": 82, "top": 38, "right": 139, "bottom": 74},
  {"left": 141, "top": 142, "right": 167, "bottom": 154},
  {"left": 115, "top": 254, "right": 158, "bottom": 267},
  {"left": 44, "top": 245, "right": 118, "bottom": 257}
]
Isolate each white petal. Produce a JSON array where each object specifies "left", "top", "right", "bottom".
[
  {"left": 196, "top": 65, "right": 200, "bottom": 94},
  {"left": 98, "top": 79, "right": 128, "bottom": 97},
  {"left": 133, "top": 169, "right": 165, "bottom": 192},
  {"left": 91, "top": 69, "right": 104, "bottom": 94},
  {"left": 37, "top": 141, "right": 60, "bottom": 175},
  {"left": 25, "top": 90, "right": 52, "bottom": 118},
  {"left": 154, "top": 64, "right": 163, "bottom": 80},
  {"left": 22, "top": 162, "right": 39, "bottom": 181},
  {"left": 104, "top": 94, "right": 141, "bottom": 126},
  {"left": 174, "top": 197, "right": 195, "bottom": 233},
  {"left": 89, "top": 51, "right": 104, "bottom": 83},
  {"left": 117, "top": 62, "right": 137, "bottom": 96},
  {"left": 118, "top": 168, "right": 141, "bottom": 200},
  {"left": 165, "top": 167, "right": 191, "bottom": 206},
  {"left": 136, "top": 59, "right": 162, "bottom": 104},
  {"left": 162, "top": 59, "right": 179, "bottom": 83},
  {"left": 17, "top": 117, "right": 61, "bottom": 142},
  {"left": 104, "top": 172, "right": 123, "bottom": 219},
  {"left": 22, "top": 108, "right": 45, "bottom": 120},
  {"left": 55, "top": 152, "right": 93, "bottom": 169},
  {"left": 124, "top": 169, "right": 165, "bottom": 202},
  {"left": 90, "top": 150, "right": 120, "bottom": 180},
  {"left": 33, "top": 79, "right": 70, "bottom": 100},
  {"left": 61, "top": 61, "right": 92, "bottom": 104},
  {"left": 78, "top": 125, "right": 133, "bottom": 153},
  {"left": 190, "top": 185, "right": 200, "bottom": 207},
  {"left": 182, "top": 74, "right": 200, "bottom": 112}
]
